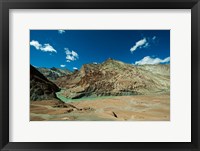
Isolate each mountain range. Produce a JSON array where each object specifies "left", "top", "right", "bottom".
[
  {"left": 54, "top": 58, "right": 170, "bottom": 99},
  {"left": 30, "top": 58, "right": 169, "bottom": 103}
]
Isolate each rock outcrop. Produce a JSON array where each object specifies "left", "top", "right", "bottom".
[{"left": 30, "top": 65, "right": 60, "bottom": 101}]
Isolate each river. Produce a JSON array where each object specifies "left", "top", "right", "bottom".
[{"left": 56, "top": 89, "right": 116, "bottom": 103}]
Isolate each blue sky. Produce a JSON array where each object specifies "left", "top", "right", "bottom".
[{"left": 30, "top": 30, "right": 170, "bottom": 71}]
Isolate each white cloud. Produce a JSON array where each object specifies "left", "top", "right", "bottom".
[
  {"left": 64, "top": 48, "right": 79, "bottom": 62},
  {"left": 60, "top": 64, "right": 66, "bottom": 67},
  {"left": 66, "top": 55, "right": 76, "bottom": 61},
  {"left": 65, "top": 48, "right": 71, "bottom": 55},
  {"left": 134, "top": 56, "right": 170, "bottom": 65},
  {"left": 30, "top": 40, "right": 41, "bottom": 50},
  {"left": 93, "top": 62, "right": 98, "bottom": 64},
  {"left": 130, "top": 36, "right": 157, "bottom": 53},
  {"left": 40, "top": 44, "right": 57, "bottom": 53},
  {"left": 71, "top": 51, "right": 78, "bottom": 58},
  {"left": 130, "top": 38, "right": 147, "bottom": 52},
  {"left": 162, "top": 57, "right": 170, "bottom": 63},
  {"left": 58, "top": 30, "right": 65, "bottom": 34},
  {"left": 30, "top": 40, "right": 57, "bottom": 53},
  {"left": 73, "top": 67, "right": 78, "bottom": 70}
]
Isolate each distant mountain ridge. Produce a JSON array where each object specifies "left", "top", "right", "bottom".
[
  {"left": 36, "top": 67, "right": 71, "bottom": 81},
  {"left": 55, "top": 58, "right": 170, "bottom": 99}
]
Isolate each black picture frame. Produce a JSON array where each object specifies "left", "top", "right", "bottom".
[{"left": 0, "top": 0, "right": 199, "bottom": 150}]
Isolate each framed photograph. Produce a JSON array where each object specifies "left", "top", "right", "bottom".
[
  {"left": 0, "top": 0, "right": 199, "bottom": 150},
  {"left": 30, "top": 29, "right": 170, "bottom": 121}
]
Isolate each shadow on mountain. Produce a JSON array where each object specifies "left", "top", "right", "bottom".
[{"left": 30, "top": 65, "right": 60, "bottom": 101}]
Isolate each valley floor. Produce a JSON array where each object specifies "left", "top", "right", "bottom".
[{"left": 30, "top": 93, "right": 170, "bottom": 121}]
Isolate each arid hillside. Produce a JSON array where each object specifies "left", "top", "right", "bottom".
[
  {"left": 30, "top": 65, "right": 60, "bottom": 101},
  {"left": 55, "top": 59, "right": 170, "bottom": 99}
]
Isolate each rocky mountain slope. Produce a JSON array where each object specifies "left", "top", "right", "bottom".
[
  {"left": 55, "top": 58, "right": 170, "bottom": 99},
  {"left": 37, "top": 67, "right": 71, "bottom": 81},
  {"left": 30, "top": 65, "right": 60, "bottom": 101}
]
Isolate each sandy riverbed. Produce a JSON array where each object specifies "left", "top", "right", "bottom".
[{"left": 30, "top": 93, "right": 170, "bottom": 121}]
